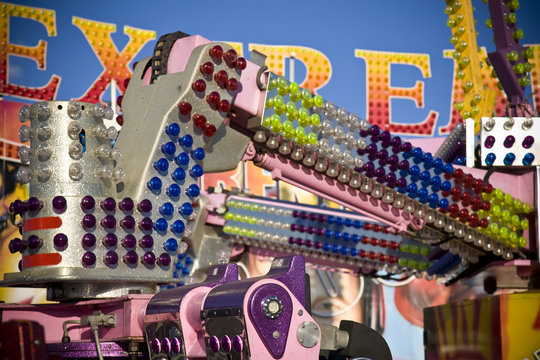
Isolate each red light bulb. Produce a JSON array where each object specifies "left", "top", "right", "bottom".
[
  {"left": 235, "top": 57, "right": 247, "bottom": 70},
  {"left": 209, "top": 45, "right": 223, "bottom": 59},
  {"left": 227, "top": 78, "right": 239, "bottom": 91},
  {"left": 178, "top": 101, "right": 192, "bottom": 116},
  {"left": 193, "top": 114, "right": 207, "bottom": 128},
  {"left": 219, "top": 99, "right": 230, "bottom": 113},
  {"left": 192, "top": 79, "right": 206, "bottom": 92},
  {"left": 203, "top": 123, "right": 217, "bottom": 137},
  {"left": 200, "top": 62, "right": 214, "bottom": 75}
]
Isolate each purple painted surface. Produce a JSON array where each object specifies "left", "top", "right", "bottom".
[
  {"left": 487, "top": 0, "right": 527, "bottom": 106},
  {"left": 46, "top": 341, "right": 132, "bottom": 358},
  {"left": 145, "top": 263, "right": 238, "bottom": 315},
  {"left": 203, "top": 256, "right": 306, "bottom": 311},
  {"left": 248, "top": 283, "right": 292, "bottom": 359}
]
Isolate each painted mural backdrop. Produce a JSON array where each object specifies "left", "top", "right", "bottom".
[{"left": 1, "top": 1, "right": 540, "bottom": 359}]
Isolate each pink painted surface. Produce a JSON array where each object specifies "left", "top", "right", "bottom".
[
  {"left": 243, "top": 279, "right": 320, "bottom": 359},
  {"left": 233, "top": 62, "right": 267, "bottom": 119},
  {"left": 142, "top": 35, "right": 211, "bottom": 85},
  {"left": 204, "top": 191, "right": 228, "bottom": 226},
  {"left": 0, "top": 295, "right": 151, "bottom": 343},
  {"left": 254, "top": 151, "right": 422, "bottom": 233},
  {"left": 179, "top": 286, "right": 212, "bottom": 358}
]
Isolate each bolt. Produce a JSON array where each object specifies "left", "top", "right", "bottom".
[
  {"left": 273, "top": 331, "right": 280, "bottom": 338},
  {"left": 297, "top": 309, "right": 303, "bottom": 316}
]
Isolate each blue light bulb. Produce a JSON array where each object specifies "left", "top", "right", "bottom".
[
  {"left": 325, "top": 229, "right": 333, "bottom": 238},
  {"left": 441, "top": 180, "right": 451, "bottom": 191},
  {"left": 522, "top": 153, "right": 535, "bottom": 166},
  {"left": 190, "top": 164, "right": 204, "bottom": 178},
  {"left": 172, "top": 220, "right": 185, "bottom": 234},
  {"left": 167, "top": 184, "right": 181, "bottom": 197},
  {"left": 180, "top": 202, "right": 193, "bottom": 216},
  {"left": 433, "top": 158, "right": 444, "bottom": 174},
  {"left": 180, "top": 134, "right": 193, "bottom": 148},
  {"left": 423, "top": 153, "right": 433, "bottom": 168},
  {"left": 166, "top": 123, "right": 180, "bottom": 137},
  {"left": 160, "top": 202, "right": 174, "bottom": 216},
  {"left": 161, "top": 141, "right": 176, "bottom": 155},
  {"left": 332, "top": 244, "right": 340, "bottom": 253},
  {"left": 443, "top": 163, "right": 454, "bottom": 174},
  {"left": 350, "top": 248, "right": 358, "bottom": 256},
  {"left": 504, "top": 153, "right": 516, "bottom": 166},
  {"left": 147, "top": 177, "right": 162, "bottom": 191},
  {"left": 186, "top": 184, "right": 200, "bottom": 198},
  {"left": 353, "top": 220, "right": 363, "bottom": 229},
  {"left": 154, "top": 158, "right": 169, "bottom": 172},
  {"left": 336, "top": 217, "right": 344, "bottom": 226},
  {"left": 344, "top": 218, "right": 352, "bottom": 227},
  {"left": 334, "top": 231, "right": 342, "bottom": 240},
  {"left": 352, "top": 234, "right": 360, "bottom": 243},
  {"left": 342, "top": 232, "right": 351, "bottom": 241},
  {"left": 191, "top": 147, "right": 205, "bottom": 161},
  {"left": 172, "top": 168, "right": 186, "bottom": 181},
  {"left": 420, "top": 170, "right": 431, "bottom": 183},
  {"left": 327, "top": 216, "right": 335, "bottom": 224},
  {"left": 341, "top": 246, "right": 349, "bottom": 255},
  {"left": 165, "top": 238, "right": 178, "bottom": 252},
  {"left": 175, "top": 152, "right": 190, "bottom": 166},
  {"left": 408, "top": 165, "right": 420, "bottom": 177},
  {"left": 439, "top": 198, "right": 449, "bottom": 209},
  {"left": 154, "top": 218, "right": 168, "bottom": 232},
  {"left": 485, "top": 153, "right": 496, "bottom": 166},
  {"left": 323, "top": 243, "right": 331, "bottom": 251}
]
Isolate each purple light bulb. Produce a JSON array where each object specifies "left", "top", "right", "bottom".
[
  {"left": 104, "top": 251, "right": 119, "bottom": 266},
  {"left": 82, "top": 252, "right": 96, "bottom": 267},
  {"left": 52, "top": 196, "right": 67, "bottom": 212},
  {"left": 101, "top": 197, "right": 116, "bottom": 211},
  {"left": 53, "top": 233, "right": 68, "bottom": 250},
  {"left": 80, "top": 196, "right": 95, "bottom": 211},
  {"left": 522, "top": 135, "right": 534, "bottom": 149},
  {"left": 138, "top": 199, "right": 152, "bottom": 213},
  {"left": 82, "top": 233, "right": 96, "bottom": 247},
  {"left": 119, "top": 197, "right": 134, "bottom": 212},
  {"left": 158, "top": 253, "right": 171, "bottom": 267},
  {"left": 124, "top": 250, "right": 138, "bottom": 265},
  {"left": 142, "top": 251, "right": 156, "bottom": 265},
  {"left": 503, "top": 135, "right": 515, "bottom": 148},
  {"left": 27, "top": 197, "right": 42, "bottom": 212},
  {"left": 81, "top": 214, "right": 96, "bottom": 229}
]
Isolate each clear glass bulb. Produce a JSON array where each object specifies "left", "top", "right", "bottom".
[
  {"left": 69, "top": 163, "right": 83, "bottom": 180},
  {"left": 18, "top": 105, "right": 31, "bottom": 123},
  {"left": 91, "top": 103, "right": 105, "bottom": 118},
  {"left": 97, "top": 165, "right": 113, "bottom": 179},
  {"left": 110, "top": 148, "right": 121, "bottom": 161},
  {"left": 18, "top": 146, "right": 31, "bottom": 164},
  {"left": 107, "top": 127, "right": 118, "bottom": 140},
  {"left": 67, "top": 101, "right": 81, "bottom": 119},
  {"left": 17, "top": 167, "right": 31, "bottom": 183},
  {"left": 37, "top": 144, "right": 52, "bottom": 160},
  {"left": 69, "top": 142, "right": 83, "bottom": 159},
  {"left": 67, "top": 122, "right": 82, "bottom": 140},
  {"left": 104, "top": 107, "right": 114, "bottom": 120},
  {"left": 113, "top": 168, "right": 125, "bottom": 181},
  {"left": 36, "top": 165, "right": 51, "bottom": 181},
  {"left": 37, "top": 102, "right": 51, "bottom": 119},
  {"left": 94, "top": 144, "right": 110, "bottom": 159},
  {"left": 93, "top": 124, "right": 107, "bottom": 138},
  {"left": 19, "top": 125, "right": 32, "bottom": 142},
  {"left": 37, "top": 123, "right": 52, "bottom": 139}
]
